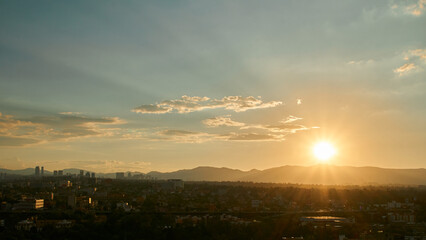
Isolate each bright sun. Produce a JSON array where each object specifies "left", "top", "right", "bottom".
[{"left": 313, "top": 141, "right": 336, "bottom": 162}]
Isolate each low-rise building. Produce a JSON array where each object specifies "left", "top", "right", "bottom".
[
  {"left": 15, "top": 220, "right": 36, "bottom": 231},
  {"left": 13, "top": 199, "right": 44, "bottom": 211}
]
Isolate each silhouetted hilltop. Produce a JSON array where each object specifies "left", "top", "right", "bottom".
[
  {"left": 0, "top": 168, "right": 39, "bottom": 175},
  {"left": 147, "top": 166, "right": 260, "bottom": 181},
  {"left": 235, "top": 165, "right": 426, "bottom": 185},
  {"left": 1, "top": 165, "right": 425, "bottom": 185},
  {"left": 147, "top": 165, "right": 426, "bottom": 185}
]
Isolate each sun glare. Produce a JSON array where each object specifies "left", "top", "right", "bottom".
[{"left": 313, "top": 141, "right": 336, "bottom": 162}]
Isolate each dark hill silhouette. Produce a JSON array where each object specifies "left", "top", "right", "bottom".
[
  {"left": 148, "top": 166, "right": 260, "bottom": 181},
  {"left": 1, "top": 165, "right": 425, "bottom": 185},
  {"left": 147, "top": 165, "right": 426, "bottom": 185}
]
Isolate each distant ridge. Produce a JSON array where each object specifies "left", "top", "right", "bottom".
[
  {"left": 146, "top": 165, "right": 426, "bottom": 185},
  {"left": 0, "top": 168, "right": 37, "bottom": 176},
  {"left": 1, "top": 165, "right": 425, "bottom": 185},
  {"left": 147, "top": 166, "right": 261, "bottom": 182}
]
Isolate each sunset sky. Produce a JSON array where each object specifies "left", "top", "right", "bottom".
[{"left": 1, "top": 0, "right": 425, "bottom": 172}]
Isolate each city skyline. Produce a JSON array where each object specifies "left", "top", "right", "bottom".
[{"left": 1, "top": 0, "right": 426, "bottom": 172}]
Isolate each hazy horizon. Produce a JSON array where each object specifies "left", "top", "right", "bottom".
[
  {"left": 1, "top": 0, "right": 425, "bottom": 173},
  {"left": 1, "top": 163, "right": 425, "bottom": 174}
]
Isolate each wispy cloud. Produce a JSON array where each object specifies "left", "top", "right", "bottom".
[
  {"left": 0, "top": 111, "right": 314, "bottom": 146},
  {"left": 156, "top": 129, "right": 223, "bottom": 143},
  {"left": 347, "top": 59, "right": 375, "bottom": 65},
  {"left": 131, "top": 104, "right": 173, "bottom": 114},
  {"left": 59, "top": 112, "right": 83, "bottom": 115},
  {"left": 407, "top": 0, "right": 425, "bottom": 16},
  {"left": 0, "top": 112, "right": 125, "bottom": 146},
  {"left": 203, "top": 115, "right": 306, "bottom": 131},
  {"left": 202, "top": 116, "right": 245, "bottom": 127},
  {"left": 30, "top": 113, "right": 125, "bottom": 140},
  {"left": 0, "top": 113, "right": 41, "bottom": 146},
  {"left": 409, "top": 49, "right": 426, "bottom": 60},
  {"left": 394, "top": 63, "right": 417, "bottom": 75},
  {"left": 237, "top": 115, "right": 310, "bottom": 134},
  {"left": 153, "top": 129, "right": 286, "bottom": 143},
  {"left": 0, "top": 136, "right": 41, "bottom": 147},
  {"left": 394, "top": 48, "right": 426, "bottom": 75},
  {"left": 156, "top": 115, "right": 313, "bottom": 143},
  {"left": 217, "top": 115, "right": 309, "bottom": 134},
  {"left": 227, "top": 133, "right": 285, "bottom": 141},
  {"left": 133, "top": 95, "right": 282, "bottom": 114},
  {"left": 391, "top": 0, "right": 426, "bottom": 16},
  {"left": 0, "top": 112, "right": 37, "bottom": 134},
  {"left": 281, "top": 115, "right": 303, "bottom": 124},
  {"left": 241, "top": 123, "right": 308, "bottom": 133},
  {"left": 262, "top": 124, "right": 308, "bottom": 133}
]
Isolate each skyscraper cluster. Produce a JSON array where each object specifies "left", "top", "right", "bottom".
[
  {"left": 79, "top": 170, "right": 95, "bottom": 178},
  {"left": 35, "top": 166, "right": 44, "bottom": 177}
]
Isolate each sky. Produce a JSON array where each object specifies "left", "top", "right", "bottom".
[{"left": 0, "top": 0, "right": 425, "bottom": 173}]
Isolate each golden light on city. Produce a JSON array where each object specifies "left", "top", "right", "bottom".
[{"left": 313, "top": 141, "right": 336, "bottom": 162}]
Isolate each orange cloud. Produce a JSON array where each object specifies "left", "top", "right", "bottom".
[
  {"left": 392, "top": 0, "right": 426, "bottom": 16},
  {"left": 133, "top": 95, "right": 282, "bottom": 114},
  {"left": 0, "top": 112, "right": 125, "bottom": 146},
  {"left": 394, "top": 63, "right": 416, "bottom": 75},
  {"left": 202, "top": 116, "right": 245, "bottom": 127}
]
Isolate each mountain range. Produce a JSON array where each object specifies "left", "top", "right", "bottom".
[{"left": 1, "top": 165, "right": 425, "bottom": 185}]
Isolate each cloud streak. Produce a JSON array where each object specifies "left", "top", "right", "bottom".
[
  {"left": 0, "top": 112, "right": 125, "bottom": 146},
  {"left": 391, "top": 0, "right": 426, "bottom": 16},
  {"left": 407, "top": 0, "right": 425, "bottom": 16},
  {"left": 281, "top": 115, "right": 303, "bottom": 124},
  {"left": 156, "top": 129, "right": 223, "bottom": 143},
  {"left": 241, "top": 123, "right": 308, "bottom": 133},
  {"left": 409, "top": 49, "right": 426, "bottom": 60},
  {"left": 153, "top": 129, "right": 286, "bottom": 143},
  {"left": 394, "top": 48, "right": 426, "bottom": 75},
  {"left": 227, "top": 133, "right": 285, "bottom": 141},
  {"left": 394, "top": 63, "right": 417, "bottom": 75},
  {"left": 0, "top": 136, "right": 41, "bottom": 147},
  {"left": 202, "top": 116, "right": 245, "bottom": 127},
  {"left": 30, "top": 113, "right": 125, "bottom": 140},
  {"left": 133, "top": 95, "right": 282, "bottom": 114},
  {"left": 203, "top": 115, "right": 309, "bottom": 134},
  {"left": 0, "top": 113, "right": 41, "bottom": 146},
  {"left": 157, "top": 115, "right": 313, "bottom": 143},
  {"left": 0, "top": 112, "right": 37, "bottom": 134}
]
